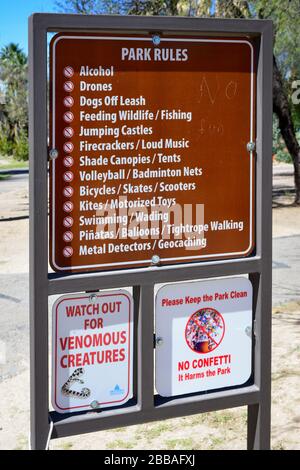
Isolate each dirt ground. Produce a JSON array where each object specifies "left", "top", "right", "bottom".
[
  {"left": 0, "top": 183, "right": 299, "bottom": 450},
  {"left": 0, "top": 182, "right": 28, "bottom": 274},
  {"left": 273, "top": 195, "right": 300, "bottom": 238}
]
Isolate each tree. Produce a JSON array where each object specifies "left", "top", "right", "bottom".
[
  {"left": 0, "top": 43, "right": 28, "bottom": 159},
  {"left": 254, "top": 0, "right": 300, "bottom": 203},
  {"left": 55, "top": 0, "right": 124, "bottom": 14},
  {"left": 56, "top": 0, "right": 300, "bottom": 203}
]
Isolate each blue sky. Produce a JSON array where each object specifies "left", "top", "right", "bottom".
[{"left": 0, "top": 0, "right": 57, "bottom": 54}]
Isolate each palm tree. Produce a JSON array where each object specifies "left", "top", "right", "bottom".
[
  {"left": 0, "top": 43, "right": 28, "bottom": 145},
  {"left": 0, "top": 43, "right": 27, "bottom": 83}
]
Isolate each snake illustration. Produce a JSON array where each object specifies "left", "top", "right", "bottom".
[{"left": 61, "top": 367, "right": 91, "bottom": 399}]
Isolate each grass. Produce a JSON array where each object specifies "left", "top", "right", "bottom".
[
  {"left": 106, "top": 439, "right": 136, "bottom": 450},
  {"left": 140, "top": 422, "right": 172, "bottom": 439},
  {"left": 13, "top": 434, "right": 28, "bottom": 450},
  {"left": 290, "top": 345, "right": 300, "bottom": 354},
  {"left": 186, "top": 410, "right": 244, "bottom": 428},
  {"left": 0, "top": 174, "right": 10, "bottom": 181},
  {"left": 273, "top": 441, "right": 286, "bottom": 450},
  {"left": 112, "top": 427, "right": 125, "bottom": 433},
  {"left": 272, "top": 369, "right": 299, "bottom": 381},
  {"left": 273, "top": 301, "right": 300, "bottom": 314},
  {"left": 207, "top": 435, "right": 224, "bottom": 450},
  {"left": 59, "top": 441, "right": 74, "bottom": 450},
  {"left": 207, "top": 411, "right": 235, "bottom": 425},
  {"left": 0, "top": 156, "right": 28, "bottom": 170},
  {"left": 164, "top": 438, "right": 195, "bottom": 450}
]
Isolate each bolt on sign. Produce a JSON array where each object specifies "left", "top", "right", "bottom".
[
  {"left": 155, "top": 277, "right": 252, "bottom": 397},
  {"left": 52, "top": 290, "right": 133, "bottom": 413},
  {"left": 49, "top": 33, "right": 256, "bottom": 273}
]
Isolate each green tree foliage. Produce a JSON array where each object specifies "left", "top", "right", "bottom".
[
  {"left": 0, "top": 43, "right": 28, "bottom": 160},
  {"left": 56, "top": 0, "right": 300, "bottom": 201},
  {"left": 55, "top": 0, "right": 124, "bottom": 14},
  {"left": 254, "top": 1, "right": 300, "bottom": 143},
  {"left": 255, "top": 0, "right": 300, "bottom": 78}
]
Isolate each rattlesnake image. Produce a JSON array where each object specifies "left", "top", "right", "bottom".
[{"left": 61, "top": 367, "right": 91, "bottom": 399}]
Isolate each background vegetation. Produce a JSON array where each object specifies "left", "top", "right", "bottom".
[
  {"left": 0, "top": 0, "right": 299, "bottom": 199},
  {"left": 0, "top": 43, "right": 28, "bottom": 161}
]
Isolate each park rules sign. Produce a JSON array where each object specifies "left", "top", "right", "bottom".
[
  {"left": 29, "top": 13, "right": 273, "bottom": 449},
  {"left": 155, "top": 277, "right": 252, "bottom": 397},
  {"left": 52, "top": 290, "right": 133, "bottom": 413},
  {"left": 49, "top": 34, "right": 255, "bottom": 273}
]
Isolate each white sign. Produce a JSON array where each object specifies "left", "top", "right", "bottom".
[
  {"left": 155, "top": 277, "right": 252, "bottom": 397},
  {"left": 52, "top": 290, "right": 133, "bottom": 413}
]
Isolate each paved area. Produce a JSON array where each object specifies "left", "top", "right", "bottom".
[
  {"left": 0, "top": 174, "right": 28, "bottom": 194},
  {"left": 273, "top": 163, "right": 294, "bottom": 193},
  {"left": 0, "top": 273, "right": 29, "bottom": 381},
  {"left": 273, "top": 235, "right": 300, "bottom": 305},
  {"left": 0, "top": 175, "right": 28, "bottom": 221}
]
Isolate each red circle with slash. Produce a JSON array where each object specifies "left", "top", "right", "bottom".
[
  {"left": 63, "top": 216, "right": 73, "bottom": 228},
  {"left": 63, "top": 201, "right": 74, "bottom": 213},
  {"left": 63, "top": 81, "right": 74, "bottom": 92},
  {"left": 63, "top": 186, "right": 74, "bottom": 198},
  {"left": 63, "top": 142, "right": 74, "bottom": 153},
  {"left": 63, "top": 127, "right": 74, "bottom": 138},
  {"left": 63, "top": 156, "right": 74, "bottom": 167},
  {"left": 185, "top": 307, "right": 225, "bottom": 354},
  {"left": 63, "top": 96, "right": 74, "bottom": 107},
  {"left": 63, "top": 171, "right": 74, "bottom": 182},
  {"left": 63, "top": 66, "right": 74, "bottom": 78},
  {"left": 63, "top": 231, "right": 74, "bottom": 243},
  {"left": 63, "top": 246, "right": 73, "bottom": 258},
  {"left": 63, "top": 112, "right": 74, "bottom": 123}
]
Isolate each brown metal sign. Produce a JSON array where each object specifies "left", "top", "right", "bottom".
[{"left": 50, "top": 33, "right": 256, "bottom": 273}]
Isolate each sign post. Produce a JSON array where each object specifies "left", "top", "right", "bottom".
[{"left": 29, "top": 13, "right": 273, "bottom": 450}]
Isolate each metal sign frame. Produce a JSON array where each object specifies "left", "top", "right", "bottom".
[{"left": 29, "top": 13, "right": 273, "bottom": 450}]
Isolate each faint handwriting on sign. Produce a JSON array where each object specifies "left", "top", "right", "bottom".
[{"left": 199, "top": 76, "right": 238, "bottom": 105}]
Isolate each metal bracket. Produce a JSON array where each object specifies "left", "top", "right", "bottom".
[
  {"left": 89, "top": 293, "right": 98, "bottom": 303},
  {"left": 153, "top": 333, "right": 164, "bottom": 348},
  {"left": 49, "top": 148, "right": 58, "bottom": 160},
  {"left": 90, "top": 400, "right": 100, "bottom": 410},
  {"left": 245, "top": 325, "right": 252, "bottom": 337},
  {"left": 151, "top": 255, "right": 161, "bottom": 266},
  {"left": 152, "top": 34, "right": 161, "bottom": 46},
  {"left": 155, "top": 336, "right": 164, "bottom": 347},
  {"left": 247, "top": 141, "right": 256, "bottom": 153}
]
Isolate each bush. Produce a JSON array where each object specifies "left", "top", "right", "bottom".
[
  {"left": 0, "top": 132, "right": 14, "bottom": 156},
  {"left": 12, "top": 129, "right": 28, "bottom": 161},
  {"left": 273, "top": 114, "right": 292, "bottom": 163}
]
